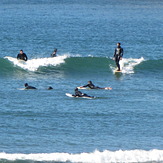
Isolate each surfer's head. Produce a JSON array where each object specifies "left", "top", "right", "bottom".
[
  {"left": 75, "top": 88, "right": 78, "bottom": 91},
  {"left": 20, "top": 50, "right": 23, "bottom": 54},
  {"left": 47, "top": 86, "right": 53, "bottom": 90},
  {"left": 117, "top": 42, "right": 121, "bottom": 46},
  {"left": 88, "top": 81, "right": 92, "bottom": 84},
  {"left": 24, "top": 83, "right": 28, "bottom": 87}
]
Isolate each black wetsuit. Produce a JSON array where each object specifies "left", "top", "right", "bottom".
[
  {"left": 75, "top": 89, "right": 83, "bottom": 97},
  {"left": 83, "top": 83, "right": 100, "bottom": 89},
  {"left": 17, "top": 53, "right": 28, "bottom": 61},
  {"left": 114, "top": 45, "right": 123, "bottom": 71},
  {"left": 25, "top": 86, "right": 36, "bottom": 89},
  {"left": 24, "top": 83, "right": 36, "bottom": 89},
  {"left": 51, "top": 49, "right": 57, "bottom": 57}
]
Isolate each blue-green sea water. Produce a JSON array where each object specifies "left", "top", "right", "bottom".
[{"left": 0, "top": 0, "right": 163, "bottom": 162}]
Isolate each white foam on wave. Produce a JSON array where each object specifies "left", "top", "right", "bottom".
[
  {"left": 4, "top": 55, "right": 68, "bottom": 71},
  {"left": 111, "top": 57, "right": 144, "bottom": 74},
  {"left": 0, "top": 149, "right": 163, "bottom": 163},
  {"left": 120, "top": 57, "right": 145, "bottom": 74}
]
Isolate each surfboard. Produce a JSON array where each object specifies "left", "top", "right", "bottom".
[
  {"left": 77, "top": 87, "right": 91, "bottom": 90},
  {"left": 18, "top": 59, "right": 26, "bottom": 64},
  {"left": 5, "top": 56, "right": 27, "bottom": 65},
  {"left": 77, "top": 86, "right": 112, "bottom": 90},
  {"left": 65, "top": 93, "right": 95, "bottom": 99},
  {"left": 17, "top": 88, "right": 25, "bottom": 90},
  {"left": 114, "top": 70, "right": 122, "bottom": 73}
]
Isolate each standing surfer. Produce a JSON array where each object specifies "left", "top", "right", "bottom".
[
  {"left": 17, "top": 50, "right": 28, "bottom": 61},
  {"left": 113, "top": 43, "right": 123, "bottom": 71}
]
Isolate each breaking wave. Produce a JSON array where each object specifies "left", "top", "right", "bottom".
[
  {"left": 0, "top": 55, "right": 161, "bottom": 77},
  {"left": 0, "top": 149, "right": 163, "bottom": 163}
]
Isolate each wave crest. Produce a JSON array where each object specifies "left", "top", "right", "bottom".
[
  {"left": 4, "top": 55, "right": 68, "bottom": 71},
  {"left": 1, "top": 55, "right": 161, "bottom": 76},
  {"left": 0, "top": 149, "right": 163, "bottom": 163}
]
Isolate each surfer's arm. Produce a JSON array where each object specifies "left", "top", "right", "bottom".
[
  {"left": 17, "top": 54, "right": 20, "bottom": 59},
  {"left": 113, "top": 49, "right": 116, "bottom": 60},
  {"left": 120, "top": 48, "right": 123, "bottom": 58},
  {"left": 23, "top": 54, "right": 28, "bottom": 61},
  {"left": 24, "top": 56, "right": 28, "bottom": 61},
  {"left": 82, "top": 84, "right": 88, "bottom": 88},
  {"left": 113, "top": 48, "right": 116, "bottom": 57}
]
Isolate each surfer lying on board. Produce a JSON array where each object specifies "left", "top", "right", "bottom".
[
  {"left": 113, "top": 42, "right": 123, "bottom": 71},
  {"left": 78, "top": 81, "right": 112, "bottom": 90},
  {"left": 51, "top": 48, "right": 57, "bottom": 57},
  {"left": 17, "top": 50, "right": 28, "bottom": 61},
  {"left": 24, "top": 83, "right": 37, "bottom": 90},
  {"left": 82, "top": 81, "right": 100, "bottom": 89}
]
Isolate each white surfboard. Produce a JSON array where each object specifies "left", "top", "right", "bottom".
[
  {"left": 77, "top": 86, "right": 112, "bottom": 90},
  {"left": 65, "top": 93, "right": 95, "bottom": 99},
  {"left": 113, "top": 69, "right": 123, "bottom": 74}
]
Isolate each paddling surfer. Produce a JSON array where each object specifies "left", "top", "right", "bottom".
[
  {"left": 79, "top": 81, "right": 112, "bottom": 90},
  {"left": 24, "top": 83, "right": 36, "bottom": 90},
  {"left": 82, "top": 81, "right": 101, "bottom": 89},
  {"left": 113, "top": 43, "right": 123, "bottom": 71}
]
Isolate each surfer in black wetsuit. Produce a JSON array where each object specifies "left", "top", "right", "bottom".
[
  {"left": 47, "top": 86, "right": 53, "bottom": 90},
  {"left": 74, "top": 88, "right": 83, "bottom": 97},
  {"left": 82, "top": 81, "right": 100, "bottom": 89},
  {"left": 24, "top": 83, "right": 36, "bottom": 90},
  {"left": 74, "top": 88, "right": 88, "bottom": 97},
  {"left": 51, "top": 48, "right": 57, "bottom": 57},
  {"left": 17, "top": 50, "right": 28, "bottom": 61},
  {"left": 113, "top": 43, "right": 123, "bottom": 71}
]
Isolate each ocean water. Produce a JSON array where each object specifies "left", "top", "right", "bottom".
[{"left": 0, "top": 0, "right": 163, "bottom": 163}]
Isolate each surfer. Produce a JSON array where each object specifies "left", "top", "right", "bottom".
[
  {"left": 51, "top": 48, "right": 57, "bottom": 57},
  {"left": 17, "top": 50, "right": 28, "bottom": 61},
  {"left": 113, "top": 42, "right": 123, "bottom": 71},
  {"left": 82, "top": 81, "right": 101, "bottom": 89},
  {"left": 79, "top": 81, "right": 112, "bottom": 90},
  {"left": 74, "top": 88, "right": 88, "bottom": 97},
  {"left": 47, "top": 86, "right": 53, "bottom": 90},
  {"left": 24, "top": 83, "right": 36, "bottom": 90}
]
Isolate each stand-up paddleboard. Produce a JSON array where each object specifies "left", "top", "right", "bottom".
[
  {"left": 77, "top": 86, "right": 112, "bottom": 90},
  {"left": 65, "top": 93, "right": 95, "bottom": 99}
]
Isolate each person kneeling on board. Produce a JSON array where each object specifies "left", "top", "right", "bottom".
[
  {"left": 17, "top": 50, "right": 28, "bottom": 61},
  {"left": 24, "top": 83, "right": 37, "bottom": 90},
  {"left": 75, "top": 88, "right": 88, "bottom": 97}
]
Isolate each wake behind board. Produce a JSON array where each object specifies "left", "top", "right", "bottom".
[{"left": 65, "top": 93, "right": 95, "bottom": 99}]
